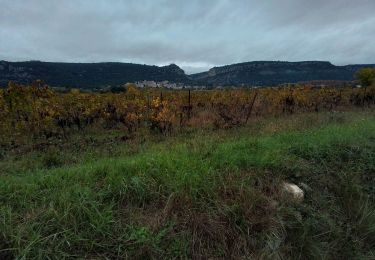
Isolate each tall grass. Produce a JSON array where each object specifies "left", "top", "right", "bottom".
[{"left": 1, "top": 111, "right": 375, "bottom": 258}]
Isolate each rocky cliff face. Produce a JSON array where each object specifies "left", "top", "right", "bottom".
[
  {"left": 162, "top": 63, "right": 186, "bottom": 76},
  {"left": 0, "top": 61, "right": 35, "bottom": 84},
  {"left": 190, "top": 61, "right": 375, "bottom": 86}
]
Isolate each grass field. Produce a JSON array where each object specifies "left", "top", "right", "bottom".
[{"left": 1, "top": 110, "right": 375, "bottom": 259}]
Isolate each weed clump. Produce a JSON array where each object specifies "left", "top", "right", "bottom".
[{"left": 41, "top": 149, "right": 63, "bottom": 168}]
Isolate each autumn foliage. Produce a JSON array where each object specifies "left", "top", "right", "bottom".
[{"left": 1, "top": 80, "right": 375, "bottom": 143}]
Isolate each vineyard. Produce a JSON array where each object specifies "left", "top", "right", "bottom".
[
  {"left": 2, "top": 79, "right": 375, "bottom": 259},
  {"left": 1, "top": 80, "right": 375, "bottom": 146}
]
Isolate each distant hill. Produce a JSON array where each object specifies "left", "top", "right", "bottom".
[
  {"left": 1, "top": 60, "right": 375, "bottom": 88},
  {"left": 189, "top": 61, "right": 375, "bottom": 86},
  {"left": 0, "top": 61, "right": 189, "bottom": 89}
]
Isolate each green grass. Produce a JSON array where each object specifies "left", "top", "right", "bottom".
[{"left": 1, "top": 111, "right": 375, "bottom": 259}]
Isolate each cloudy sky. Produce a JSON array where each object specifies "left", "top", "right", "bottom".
[{"left": 1, "top": 0, "right": 374, "bottom": 73}]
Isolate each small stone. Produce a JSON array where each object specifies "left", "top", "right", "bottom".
[{"left": 282, "top": 182, "right": 304, "bottom": 202}]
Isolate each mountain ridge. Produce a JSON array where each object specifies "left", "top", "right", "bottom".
[
  {"left": 1, "top": 60, "right": 375, "bottom": 88},
  {"left": 189, "top": 61, "right": 375, "bottom": 86},
  {"left": 0, "top": 60, "right": 189, "bottom": 88}
]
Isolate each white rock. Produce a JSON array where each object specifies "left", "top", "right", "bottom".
[{"left": 282, "top": 182, "right": 304, "bottom": 202}]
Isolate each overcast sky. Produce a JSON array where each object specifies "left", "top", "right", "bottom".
[{"left": 1, "top": 0, "right": 374, "bottom": 73}]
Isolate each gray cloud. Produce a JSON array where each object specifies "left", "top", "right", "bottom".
[{"left": 0, "top": 0, "right": 374, "bottom": 73}]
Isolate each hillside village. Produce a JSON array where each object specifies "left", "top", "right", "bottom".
[{"left": 130, "top": 80, "right": 206, "bottom": 90}]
